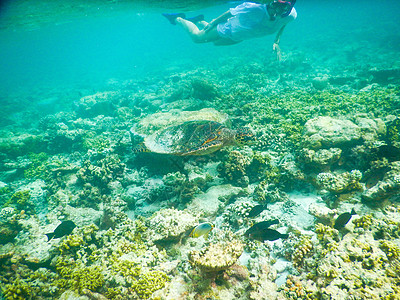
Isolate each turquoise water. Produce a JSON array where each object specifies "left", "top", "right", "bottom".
[
  {"left": 1, "top": 0, "right": 400, "bottom": 299},
  {"left": 1, "top": 0, "right": 398, "bottom": 94}
]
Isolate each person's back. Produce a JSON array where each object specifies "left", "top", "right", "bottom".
[{"left": 217, "top": 1, "right": 297, "bottom": 42}]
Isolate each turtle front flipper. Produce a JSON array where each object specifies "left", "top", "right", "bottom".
[
  {"left": 130, "top": 129, "right": 151, "bottom": 153},
  {"left": 132, "top": 142, "right": 151, "bottom": 153}
]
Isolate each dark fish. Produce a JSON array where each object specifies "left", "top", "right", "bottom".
[
  {"left": 378, "top": 144, "right": 400, "bottom": 159},
  {"left": 247, "top": 204, "right": 266, "bottom": 218},
  {"left": 245, "top": 220, "right": 288, "bottom": 241},
  {"left": 46, "top": 220, "right": 76, "bottom": 241},
  {"left": 247, "top": 228, "right": 288, "bottom": 241},
  {"left": 245, "top": 220, "right": 279, "bottom": 236},
  {"left": 334, "top": 208, "right": 356, "bottom": 230}
]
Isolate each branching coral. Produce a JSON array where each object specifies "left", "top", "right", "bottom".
[
  {"left": 24, "top": 152, "right": 50, "bottom": 180},
  {"left": 163, "top": 171, "right": 202, "bottom": 203},
  {"left": 1, "top": 279, "right": 35, "bottom": 300},
  {"left": 218, "top": 150, "right": 252, "bottom": 187},
  {"left": 55, "top": 255, "right": 104, "bottom": 293},
  {"left": 59, "top": 224, "right": 99, "bottom": 255},
  {"left": 292, "top": 236, "right": 314, "bottom": 269},
  {"left": 379, "top": 240, "right": 400, "bottom": 260},
  {"left": 77, "top": 154, "right": 125, "bottom": 193},
  {"left": 5, "top": 190, "right": 31, "bottom": 210},
  {"left": 191, "top": 77, "right": 219, "bottom": 100},
  {"left": 222, "top": 200, "right": 254, "bottom": 228},
  {"left": 281, "top": 275, "right": 309, "bottom": 299},
  {"left": 315, "top": 223, "right": 340, "bottom": 254},
  {"left": 131, "top": 270, "right": 169, "bottom": 299},
  {"left": 353, "top": 214, "right": 373, "bottom": 230},
  {"left": 218, "top": 150, "right": 274, "bottom": 187}
]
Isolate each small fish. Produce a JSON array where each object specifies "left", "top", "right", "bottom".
[
  {"left": 46, "top": 220, "right": 76, "bottom": 241},
  {"left": 189, "top": 222, "right": 214, "bottom": 238},
  {"left": 334, "top": 208, "right": 356, "bottom": 230},
  {"left": 245, "top": 220, "right": 288, "bottom": 241},
  {"left": 247, "top": 204, "right": 266, "bottom": 218}
]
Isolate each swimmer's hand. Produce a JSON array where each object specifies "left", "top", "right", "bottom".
[
  {"left": 203, "top": 21, "right": 216, "bottom": 33},
  {"left": 203, "top": 11, "right": 231, "bottom": 33},
  {"left": 273, "top": 43, "right": 282, "bottom": 61}
]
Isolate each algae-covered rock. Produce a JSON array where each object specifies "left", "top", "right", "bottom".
[
  {"left": 187, "top": 184, "right": 245, "bottom": 218},
  {"left": 362, "top": 161, "right": 400, "bottom": 203},
  {"left": 312, "top": 76, "right": 329, "bottom": 90},
  {"left": 76, "top": 91, "right": 119, "bottom": 117},
  {"left": 303, "top": 116, "right": 362, "bottom": 149},
  {"left": 303, "top": 116, "right": 385, "bottom": 150},
  {"left": 189, "top": 240, "right": 244, "bottom": 272},
  {"left": 353, "top": 117, "right": 386, "bottom": 142},
  {"left": 316, "top": 170, "right": 363, "bottom": 194},
  {"left": 147, "top": 208, "right": 198, "bottom": 243},
  {"left": 299, "top": 148, "right": 342, "bottom": 172}
]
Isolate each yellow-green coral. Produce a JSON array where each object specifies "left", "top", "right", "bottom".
[
  {"left": 55, "top": 258, "right": 104, "bottom": 293},
  {"left": 292, "top": 236, "right": 313, "bottom": 268},
  {"left": 112, "top": 259, "right": 141, "bottom": 279},
  {"left": 59, "top": 233, "right": 84, "bottom": 254},
  {"left": 380, "top": 240, "right": 400, "bottom": 260},
  {"left": 386, "top": 118, "right": 400, "bottom": 144},
  {"left": 1, "top": 279, "right": 35, "bottom": 300},
  {"left": 315, "top": 223, "right": 339, "bottom": 243},
  {"left": 131, "top": 270, "right": 169, "bottom": 299},
  {"left": 23, "top": 152, "right": 49, "bottom": 180},
  {"left": 82, "top": 134, "right": 110, "bottom": 152},
  {"left": 5, "top": 190, "right": 31, "bottom": 210},
  {"left": 353, "top": 214, "right": 373, "bottom": 229}
]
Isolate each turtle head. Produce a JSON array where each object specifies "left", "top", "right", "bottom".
[{"left": 235, "top": 127, "right": 256, "bottom": 145}]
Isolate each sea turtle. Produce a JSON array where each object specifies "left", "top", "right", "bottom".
[{"left": 133, "top": 120, "right": 255, "bottom": 156}]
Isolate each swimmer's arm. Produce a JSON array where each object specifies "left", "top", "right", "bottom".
[
  {"left": 204, "top": 11, "right": 232, "bottom": 32},
  {"left": 273, "top": 25, "right": 286, "bottom": 61},
  {"left": 274, "top": 25, "right": 286, "bottom": 45}
]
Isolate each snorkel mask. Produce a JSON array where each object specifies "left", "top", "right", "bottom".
[{"left": 267, "top": 0, "right": 296, "bottom": 20}]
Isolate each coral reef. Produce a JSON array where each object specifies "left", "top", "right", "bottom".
[
  {"left": 131, "top": 270, "right": 169, "bottom": 299},
  {"left": 303, "top": 116, "right": 362, "bottom": 149},
  {"left": 291, "top": 236, "right": 313, "bottom": 269},
  {"left": 146, "top": 208, "right": 198, "bottom": 243},
  {"left": 316, "top": 170, "right": 363, "bottom": 194},
  {"left": 362, "top": 161, "right": 400, "bottom": 203},
  {"left": 1, "top": 9, "right": 400, "bottom": 299},
  {"left": 189, "top": 239, "right": 244, "bottom": 272},
  {"left": 218, "top": 149, "right": 274, "bottom": 187},
  {"left": 298, "top": 148, "right": 342, "bottom": 172}
]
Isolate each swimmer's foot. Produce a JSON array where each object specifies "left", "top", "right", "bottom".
[
  {"left": 162, "top": 13, "right": 186, "bottom": 25},
  {"left": 185, "top": 14, "right": 205, "bottom": 24}
]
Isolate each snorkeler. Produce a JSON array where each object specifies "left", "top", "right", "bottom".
[{"left": 162, "top": 0, "right": 297, "bottom": 61}]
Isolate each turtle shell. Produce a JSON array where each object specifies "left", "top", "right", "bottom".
[{"left": 144, "top": 120, "right": 228, "bottom": 156}]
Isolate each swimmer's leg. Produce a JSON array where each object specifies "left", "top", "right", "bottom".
[
  {"left": 162, "top": 13, "right": 186, "bottom": 25},
  {"left": 176, "top": 17, "right": 220, "bottom": 43},
  {"left": 185, "top": 15, "right": 205, "bottom": 24},
  {"left": 197, "top": 20, "right": 208, "bottom": 30}
]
